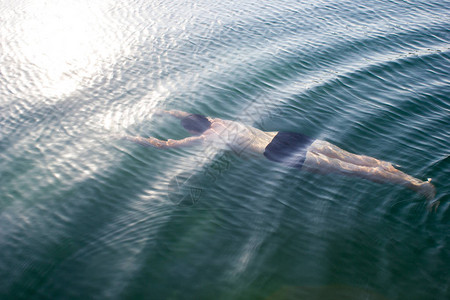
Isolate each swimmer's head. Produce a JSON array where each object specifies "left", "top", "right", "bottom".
[{"left": 181, "top": 114, "right": 211, "bottom": 135}]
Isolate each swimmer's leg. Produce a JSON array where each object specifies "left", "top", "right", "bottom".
[
  {"left": 302, "top": 151, "right": 436, "bottom": 199},
  {"left": 308, "top": 140, "right": 397, "bottom": 171}
]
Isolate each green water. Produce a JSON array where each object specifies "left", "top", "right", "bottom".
[{"left": 0, "top": 0, "right": 449, "bottom": 299}]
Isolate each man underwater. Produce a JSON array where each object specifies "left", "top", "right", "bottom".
[{"left": 125, "top": 110, "right": 436, "bottom": 201}]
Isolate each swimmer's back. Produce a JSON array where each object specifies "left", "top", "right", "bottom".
[{"left": 204, "top": 119, "right": 277, "bottom": 156}]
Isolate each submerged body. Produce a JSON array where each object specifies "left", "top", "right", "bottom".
[{"left": 125, "top": 110, "right": 436, "bottom": 202}]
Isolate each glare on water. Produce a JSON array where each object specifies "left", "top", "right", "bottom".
[{"left": 4, "top": 0, "right": 124, "bottom": 98}]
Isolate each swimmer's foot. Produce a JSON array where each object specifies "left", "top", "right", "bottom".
[{"left": 417, "top": 178, "right": 436, "bottom": 201}]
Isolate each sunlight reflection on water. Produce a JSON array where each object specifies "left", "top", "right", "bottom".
[{"left": 3, "top": 0, "right": 126, "bottom": 98}]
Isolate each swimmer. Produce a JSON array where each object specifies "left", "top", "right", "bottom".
[{"left": 124, "top": 110, "right": 436, "bottom": 202}]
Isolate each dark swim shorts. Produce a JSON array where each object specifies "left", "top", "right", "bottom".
[{"left": 264, "top": 132, "right": 314, "bottom": 169}]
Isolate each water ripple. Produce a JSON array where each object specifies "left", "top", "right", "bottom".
[{"left": 1, "top": 0, "right": 449, "bottom": 299}]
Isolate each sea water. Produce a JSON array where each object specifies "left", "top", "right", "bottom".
[{"left": 0, "top": 0, "right": 449, "bottom": 299}]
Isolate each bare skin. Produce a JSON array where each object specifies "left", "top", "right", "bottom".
[
  {"left": 124, "top": 110, "right": 436, "bottom": 202},
  {"left": 303, "top": 140, "right": 435, "bottom": 200}
]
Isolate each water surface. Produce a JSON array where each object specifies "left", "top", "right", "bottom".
[{"left": 0, "top": 0, "right": 449, "bottom": 299}]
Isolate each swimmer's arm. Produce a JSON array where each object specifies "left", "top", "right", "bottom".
[
  {"left": 155, "top": 110, "right": 219, "bottom": 123},
  {"left": 154, "top": 109, "right": 191, "bottom": 119},
  {"left": 124, "top": 135, "right": 204, "bottom": 149}
]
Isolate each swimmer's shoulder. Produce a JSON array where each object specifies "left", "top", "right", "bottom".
[
  {"left": 265, "top": 131, "right": 279, "bottom": 139},
  {"left": 207, "top": 116, "right": 227, "bottom": 124},
  {"left": 206, "top": 116, "right": 218, "bottom": 122},
  {"left": 207, "top": 118, "right": 236, "bottom": 129},
  {"left": 206, "top": 117, "right": 278, "bottom": 136}
]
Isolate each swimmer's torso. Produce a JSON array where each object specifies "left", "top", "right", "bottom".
[{"left": 203, "top": 118, "right": 277, "bottom": 157}]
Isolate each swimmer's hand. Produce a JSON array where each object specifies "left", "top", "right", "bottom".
[{"left": 153, "top": 109, "right": 167, "bottom": 116}]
